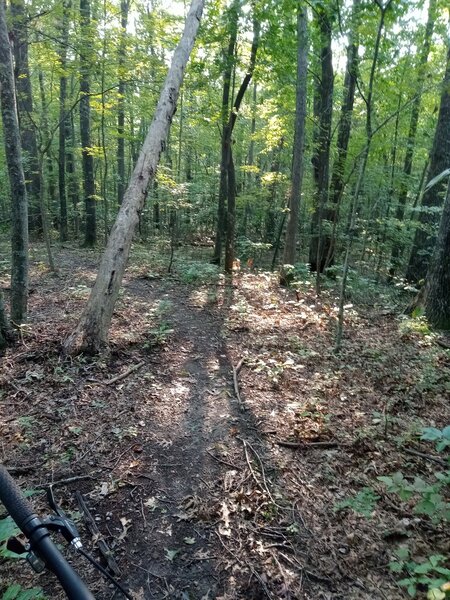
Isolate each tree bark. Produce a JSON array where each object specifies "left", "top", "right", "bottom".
[
  {"left": 388, "top": 0, "right": 436, "bottom": 278},
  {"left": 212, "top": 0, "right": 240, "bottom": 266},
  {"left": 64, "top": 0, "right": 205, "bottom": 354},
  {"left": 10, "top": 0, "right": 41, "bottom": 234},
  {"left": 406, "top": 40, "right": 450, "bottom": 283},
  {"left": 309, "top": 4, "right": 334, "bottom": 274},
  {"left": 325, "top": 0, "right": 360, "bottom": 269},
  {"left": 424, "top": 179, "right": 450, "bottom": 330},
  {"left": 80, "top": 0, "right": 96, "bottom": 247},
  {"left": 117, "top": 0, "right": 130, "bottom": 207},
  {"left": 58, "top": 0, "right": 71, "bottom": 242},
  {"left": 281, "top": 4, "right": 308, "bottom": 273},
  {"left": 0, "top": 0, "right": 28, "bottom": 325},
  {"left": 224, "top": 14, "right": 261, "bottom": 273}
]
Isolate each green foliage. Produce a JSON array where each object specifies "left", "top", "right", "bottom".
[
  {"left": 1, "top": 585, "right": 45, "bottom": 600},
  {"left": 144, "top": 321, "right": 174, "bottom": 349},
  {"left": 389, "top": 547, "right": 450, "bottom": 599},
  {"left": 334, "top": 487, "right": 380, "bottom": 518},
  {"left": 421, "top": 426, "right": 450, "bottom": 453},
  {"left": 177, "top": 261, "right": 220, "bottom": 285},
  {"left": 399, "top": 315, "right": 432, "bottom": 336}
]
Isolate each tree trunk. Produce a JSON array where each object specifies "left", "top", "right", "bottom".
[
  {"left": 117, "top": 0, "right": 130, "bottom": 207},
  {"left": 80, "top": 0, "right": 96, "bottom": 247},
  {"left": 224, "top": 14, "right": 261, "bottom": 273},
  {"left": 406, "top": 40, "right": 450, "bottom": 283},
  {"left": 326, "top": 0, "right": 360, "bottom": 269},
  {"left": 10, "top": 0, "right": 41, "bottom": 234},
  {"left": 0, "top": 287, "right": 11, "bottom": 351},
  {"left": 64, "top": 0, "right": 204, "bottom": 354},
  {"left": 212, "top": 0, "right": 239, "bottom": 266},
  {"left": 281, "top": 3, "right": 308, "bottom": 274},
  {"left": 424, "top": 179, "right": 450, "bottom": 330},
  {"left": 58, "top": 0, "right": 70, "bottom": 242},
  {"left": 389, "top": 0, "right": 436, "bottom": 278},
  {"left": 309, "top": 4, "right": 334, "bottom": 274},
  {"left": 0, "top": 0, "right": 28, "bottom": 325}
]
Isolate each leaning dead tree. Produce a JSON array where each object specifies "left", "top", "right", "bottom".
[{"left": 64, "top": 0, "right": 205, "bottom": 354}]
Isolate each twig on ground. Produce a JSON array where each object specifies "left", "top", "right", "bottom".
[
  {"left": 206, "top": 449, "right": 242, "bottom": 470},
  {"left": 232, "top": 358, "right": 245, "bottom": 411},
  {"left": 276, "top": 440, "right": 342, "bottom": 449},
  {"left": 244, "top": 439, "right": 278, "bottom": 507},
  {"left": 402, "top": 447, "right": 447, "bottom": 467},
  {"left": 105, "top": 361, "right": 145, "bottom": 385},
  {"left": 36, "top": 474, "right": 95, "bottom": 488},
  {"left": 76, "top": 490, "right": 121, "bottom": 576}
]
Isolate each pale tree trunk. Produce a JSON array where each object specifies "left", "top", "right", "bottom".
[
  {"left": 424, "top": 178, "right": 450, "bottom": 330},
  {"left": 0, "top": 0, "right": 28, "bottom": 325},
  {"left": 64, "top": 0, "right": 204, "bottom": 354},
  {"left": 281, "top": 3, "right": 308, "bottom": 276},
  {"left": 58, "top": 0, "right": 71, "bottom": 242}
]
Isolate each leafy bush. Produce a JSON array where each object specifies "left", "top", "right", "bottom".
[
  {"left": 389, "top": 547, "right": 450, "bottom": 599},
  {"left": 334, "top": 487, "right": 380, "bottom": 518},
  {"left": 177, "top": 261, "right": 219, "bottom": 285}
]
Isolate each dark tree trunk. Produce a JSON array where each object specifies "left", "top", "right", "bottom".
[
  {"left": 80, "top": 0, "right": 96, "bottom": 247},
  {"left": 117, "top": 0, "right": 130, "bottom": 207},
  {"left": 67, "top": 106, "right": 79, "bottom": 237},
  {"left": 389, "top": 0, "right": 436, "bottom": 278},
  {"left": 0, "top": 0, "right": 28, "bottom": 325},
  {"left": 224, "top": 15, "right": 261, "bottom": 273},
  {"left": 424, "top": 180, "right": 450, "bottom": 330},
  {"left": 10, "top": 0, "right": 41, "bottom": 233},
  {"left": 309, "top": 4, "right": 334, "bottom": 273},
  {"left": 212, "top": 0, "right": 239, "bottom": 265},
  {"left": 58, "top": 0, "right": 71, "bottom": 241},
  {"left": 406, "top": 41, "right": 450, "bottom": 283},
  {"left": 282, "top": 4, "right": 308, "bottom": 272},
  {"left": 326, "top": 0, "right": 360, "bottom": 269}
]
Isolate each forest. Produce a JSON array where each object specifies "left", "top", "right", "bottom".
[{"left": 0, "top": 0, "right": 449, "bottom": 598}]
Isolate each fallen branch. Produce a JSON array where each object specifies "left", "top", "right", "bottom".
[
  {"left": 206, "top": 449, "right": 242, "bottom": 471},
  {"left": 76, "top": 491, "right": 121, "bottom": 576},
  {"left": 402, "top": 447, "right": 447, "bottom": 467},
  {"left": 232, "top": 358, "right": 245, "bottom": 411},
  {"left": 36, "top": 474, "right": 95, "bottom": 489},
  {"left": 276, "top": 440, "right": 342, "bottom": 449},
  {"left": 105, "top": 361, "right": 145, "bottom": 385}
]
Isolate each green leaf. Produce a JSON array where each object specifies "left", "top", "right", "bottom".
[
  {"left": 389, "top": 561, "right": 403, "bottom": 573},
  {"left": 421, "top": 428, "right": 442, "bottom": 442},
  {"left": 165, "top": 548, "right": 180, "bottom": 562},
  {"left": 407, "top": 584, "right": 417, "bottom": 597},
  {"left": 427, "top": 589, "right": 445, "bottom": 600},
  {"left": 2, "top": 584, "right": 21, "bottom": 600},
  {"left": 413, "top": 563, "right": 431, "bottom": 574},
  {"left": 0, "top": 517, "right": 20, "bottom": 544}
]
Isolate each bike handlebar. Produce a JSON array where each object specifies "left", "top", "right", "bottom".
[{"left": 0, "top": 465, "right": 95, "bottom": 600}]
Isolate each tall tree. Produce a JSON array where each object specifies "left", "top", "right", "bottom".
[
  {"left": 212, "top": 0, "right": 240, "bottom": 266},
  {"left": 309, "top": 2, "right": 334, "bottom": 274},
  {"left": 0, "top": 0, "right": 28, "bottom": 325},
  {"left": 10, "top": 0, "right": 41, "bottom": 233},
  {"left": 79, "top": 0, "right": 96, "bottom": 247},
  {"left": 281, "top": 2, "right": 308, "bottom": 271},
  {"left": 424, "top": 178, "right": 450, "bottom": 330},
  {"left": 325, "top": 0, "right": 360, "bottom": 269},
  {"left": 117, "top": 0, "right": 130, "bottom": 207},
  {"left": 58, "top": 0, "right": 71, "bottom": 242},
  {"left": 64, "top": 0, "right": 205, "bottom": 354},
  {"left": 388, "top": 0, "right": 437, "bottom": 279},
  {"left": 224, "top": 11, "right": 261, "bottom": 272},
  {"left": 406, "top": 39, "right": 450, "bottom": 283}
]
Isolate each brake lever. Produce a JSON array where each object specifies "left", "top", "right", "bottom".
[{"left": 45, "top": 485, "right": 83, "bottom": 549}]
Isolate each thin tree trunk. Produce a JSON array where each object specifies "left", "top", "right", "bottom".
[
  {"left": 224, "top": 14, "right": 261, "bottom": 273},
  {"left": 58, "top": 0, "right": 70, "bottom": 242},
  {"left": 0, "top": 0, "right": 28, "bottom": 325},
  {"left": 117, "top": 0, "right": 130, "bottom": 207},
  {"left": 80, "top": 0, "right": 96, "bottom": 247},
  {"left": 406, "top": 39, "right": 450, "bottom": 283},
  {"left": 389, "top": 0, "right": 436, "bottom": 278},
  {"left": 0, "top": 287, "right": 12, "bottom": 350},
  {"left": 64, "top": 0, "right": 204, "bottom": 354},
  {"left": 212, "top": 0, "right": 239, "bottom": 265},
  {"left": 10, "top": 0, "right": 41, "bottom": 234},
  {"left": 282, "top": 3, "right": 308, "bottom": 275}
]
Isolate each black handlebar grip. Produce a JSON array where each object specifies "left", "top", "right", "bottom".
[{"left": 0, "top": 465, "right": 37, "bottom": 533}]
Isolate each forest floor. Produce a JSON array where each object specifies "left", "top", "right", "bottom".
[{"left": 0, "top": 242, "right": 449, "bottom": 600}]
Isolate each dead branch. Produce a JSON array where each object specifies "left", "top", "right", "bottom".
[
  {"left": 276, "top": 440, "right": 342, "bottom": 449},
  {"left": 105, "top": 361, "right": 145, "bottom": 385},
  {"left": 36, "top": 474, "right": 95, "bottom": 489},
  {"left": 232, "top": 358, "right": 246, "bottom": 411},
  {"left": 402, "top": 447, "right": 447, "bottom": 467},
  {"left": 206, "top": 449, "right": 242, "bottom": 471},
  {"left": 76, "top": 490, "right": 121, "bottom": 576}
]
